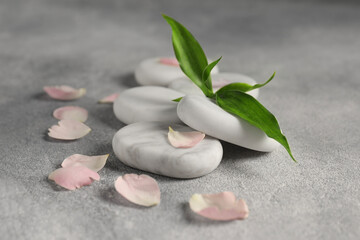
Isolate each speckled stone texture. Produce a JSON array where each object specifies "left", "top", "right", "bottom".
[
  {"left": 112, "top": 122, "right": 223, "bottom": 178},
  {"left": 0, "top": 0, "right": 359, "bottom": 239}
]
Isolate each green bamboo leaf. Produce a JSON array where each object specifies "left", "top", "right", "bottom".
[
  {"left": 216, "top": 90, "right": 295, "bottom": 162},
  {"left": 202, "top": 57, "right": 222, "bottom": 93},
  {"left": 172, "top": 97, "right": 183, "bottom": 102},
  {"left": 216, "top": 72, "right": 276, "bottom": 94},
  {"left": 162, "top": 14, "right": 213, "bottom": 97}
]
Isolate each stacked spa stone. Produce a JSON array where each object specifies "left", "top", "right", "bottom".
[{"left": 112, "top": 57, "right": 279, "bottom": 179}]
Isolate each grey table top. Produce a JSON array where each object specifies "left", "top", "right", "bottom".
[{"left": 1, "top": 0, "right": 359, "bottom": 239}]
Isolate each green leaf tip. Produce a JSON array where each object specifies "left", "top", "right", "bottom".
[
  {"left": 216, "top": 91, "right": 296, "bottom": 162},
  {"left": 172, "top": 97, "right": 183, "bottom": 102},
  {"left": 202, "top": 56, "right": 222, "bottom": 93},
  {"left": 216, "top": 72, "right": 276, "bottom": 94}
]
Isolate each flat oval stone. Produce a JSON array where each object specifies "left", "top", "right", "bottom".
[
  {"left": 177, "top": 95, "right": 280, "bottom": 152},
  {"left": 135, "top": 57, "right": 219, "bottom": 86},
  {"left": 168, "top": 72, "right": 259, "bottom": 98},
  {"left": 112, "top": 122, "right": 223, "bottom": 179},
  {"left": 113, "top": 86, "right": 183, "bottom": 124}
]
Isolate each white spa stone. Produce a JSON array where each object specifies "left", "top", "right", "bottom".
[
  {"left": 168, "top": 72, "right": 259, "bottom": 98},
  {"left": 135, "top": 57, "right": 219, "bottom": 86},
  {"left": 113, "top": 86, "right": 183, "bottom": 124},
  {"left": 112, "top": 122, "right": 223, "bottom": 179},
  {"left": 177, "top": 95, "right": 280, "bottom": 152}
]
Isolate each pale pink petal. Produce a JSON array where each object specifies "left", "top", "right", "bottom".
[
  {"left": 114, "top": 174, "right": 160, "bottom": 207},
  {"left": 48, "top": 119, "right": 91, "bottom": 140},
  {"left": 159, "top": 58, "right": 179, "bottom": 66},
  {"left": 48, "top": 166, "right": 100, "bottom": 190},
  {"left": 53, "top": 106, "right": 88, "bottom": 122},
  {"left": 189, "top": 192, "right": 249, "bottom": 221},
  {"left": 61, "top": 154, "right": 109, "bottom": 172},
  {"left": 43, "top": 85, "right": 86, "bottom": 100},
  {"left": 168, "top": 126, "right": 205, "bottom": 148},
  {"left": 98, "top": 93, "right": 119, "bottom": 103}
]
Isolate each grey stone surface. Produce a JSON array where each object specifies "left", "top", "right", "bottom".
[{"left": 0, "top": 0, "right": 359, "bottom": 239}]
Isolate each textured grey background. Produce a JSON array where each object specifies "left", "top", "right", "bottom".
[{"left": 1, "top": 0, "right": 359, "bottom": 239}]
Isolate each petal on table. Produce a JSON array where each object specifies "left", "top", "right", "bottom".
[
  {"left": 159, "top": 58, "right": 179, "bottom": 66},
  {"left": 53, "top": 106, "right": 88, "bottom": 122},
  {"left": 189, "top": 191, "right": 249, "bottom": 221},
  {"left": 43, "top": 85, "right": 86, "bottom": 100},
  {"left": 48, "top": 166, "right": 100, "bottom": 190},
  {"left": 98, "top": 93, "right": 119, "bottom": 103},
  {"left": 168, "top": 126, "right": 205, "bottom": 148},
  {"left": 62, "top": 154, "right": 109, "bottom": 172},
  {"left": 114, "top": 174, "right": 160, "bottom": 207},
  {"left": 48, "top": 119, "right": 91, "bottom": 140}
]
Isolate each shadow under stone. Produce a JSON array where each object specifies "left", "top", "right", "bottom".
[
  {"left": 92, "top": 141, "right": 113, "bottom": 153},
  {"left": 112, "top": 72, "right": 139, "bottom": 89},
  {"left": 92, "top": 104, "right": 124, "bottom": 130},
  {"left": 221, "top": 141, "right": 270, "bottom": 161}
]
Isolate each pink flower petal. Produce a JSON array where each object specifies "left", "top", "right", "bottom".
[
  {"left": 53, "top": 106, "right": 88, "bottom": 122},
  {"left": 43, "top": 85, "right": 86, "bottom": 100},
  {"left": 98, "top": 93, "right": 119, "bottom": 103},
  {"left": 48, "top": 166, "right": 100, "bottom": 190},
  {"left": 61, "top": 154, "right": 109, "bottom": 172},
  {"left": 159, "top": 58, "right": 179, "bottom": 66},
  {"left": 48, "top": 119, "right": 91, "bottom": 140},
  {"left": 168, "top": 126, "right": 205, "bottom": 148},
  {"left": 189, "top": 191, "right": 249, "bottom": 221},
  {"left": 114, "top": 174, "right": 160, "bottom": 207}
]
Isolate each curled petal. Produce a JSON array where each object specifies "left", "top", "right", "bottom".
[
  {"left": 48, "top": 119, "right": 91, "bottom": 140},
  {"left": 48, "top": 166, "right": 100, "bottom": 190},
  {"left": 98, "top": 93, "right": 119, "bottom": 103},
  {"left": 53, "top": 106, "right": 88, "bottom": 122},
  {"left": 189, "top": 192, "right": 249, "bottom": 221},
  {"left": 168, "top": 126, "right": 205, "bottom": 148},
  {"left": 43, "top": 85, "right": 86, "bottom": 100},
  {"left": 159, "top": 58, "right": 179, "bottom": 66},
  {"left": 62, "top": 154, "right": 109, "bottom": 172},
  {"left": 114, "top": 174, "right": 160, "bottom": 207}
]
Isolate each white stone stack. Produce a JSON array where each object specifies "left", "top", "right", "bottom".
[{"left": 112, "top": 57, "right": 279, "bottom": 178}]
